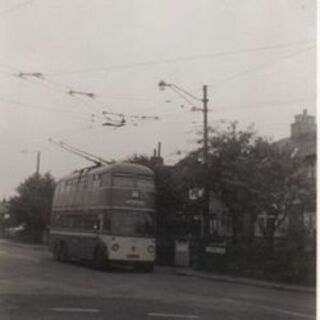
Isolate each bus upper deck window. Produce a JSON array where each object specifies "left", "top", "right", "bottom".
[{"left": 101, "top": 173, "right": 111, "bottom": 186}]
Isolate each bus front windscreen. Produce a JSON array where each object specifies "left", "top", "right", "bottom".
[
  {"left": 137, "top": 175, "right": 155, "bottom": 190},
  {"left": 111, "top": 211, "right": 153, "bottom": 237}
]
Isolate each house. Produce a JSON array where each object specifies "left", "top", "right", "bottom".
[
  {"left": 255, "top": 109, "right": 316, "bottom": 242},
  {"left": 277, "top": 109, "right": 316, "bottom": 182}
]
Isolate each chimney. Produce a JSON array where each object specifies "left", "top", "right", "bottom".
[
  {"left": 151, "top": 142, "right": 164, "bottom": 166},
  {"left": 291, "top": 109, "right": 316, "bottom": 139}
]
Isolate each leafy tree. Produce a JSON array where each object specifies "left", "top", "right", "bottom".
[
  {"left": 176, "top": 122, "right": 258, "bottom": 240},
  {"left": 179, "top": 122, "right": 313, "bottom": 249},
  {"left": 8, "top": 173, "right": 55, "bottom": 242},
  {"left": 247, "top": 138, "right": 313, "bottom": 250},
  {"left": 125, "top": 154, "right": 154, "bottom": 168}
]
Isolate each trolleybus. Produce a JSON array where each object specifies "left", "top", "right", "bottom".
[{"left": 49, "top": 163, "right": 156, "bottom": 272}]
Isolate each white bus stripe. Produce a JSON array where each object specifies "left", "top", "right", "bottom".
[
  {"left": 147, "top": 313, "right": 199, "bottom": 319},
  {"left": 50, "top": 230, "right": 97, "bottom": 237},
  {"left": 51, "top": 307, "right": 100, "bottom": 313}
]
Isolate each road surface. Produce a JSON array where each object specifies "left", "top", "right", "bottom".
[{"left": 0, "top": 239, "right": 315, "bottom": 319}]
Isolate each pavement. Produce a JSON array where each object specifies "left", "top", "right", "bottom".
[{"left": 174, "top": 267, "right": 315, "bottom": 294}]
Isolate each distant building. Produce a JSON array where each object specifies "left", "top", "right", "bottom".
[
  {"left": 277, "top": 109, "right": 316, "bottom": 182},
  {"left": 255, "top": 109, "right": 316, "bottom": 241}
]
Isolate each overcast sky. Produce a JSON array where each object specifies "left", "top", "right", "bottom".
[{"left": 0, "top": 0, "right": 316, "bottom": 198}]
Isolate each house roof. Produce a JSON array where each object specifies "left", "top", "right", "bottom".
[{"left": 275, "top": 133, "right": 316, "bottom": 158}]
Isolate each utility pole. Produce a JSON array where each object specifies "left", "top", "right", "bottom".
[
  {"left": 158, "top": 81, "right": 210, "bottom": 239},
  {"left": 22, "top": 149, "right": 41, "bottom": 175},
  {"left": 36, "top": 151, "right": 41, "bottom": 175},
  {"left": 202, "top": 85, "right": 210, "bottom": 239}
]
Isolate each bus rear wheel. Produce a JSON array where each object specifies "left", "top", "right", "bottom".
[
  {"left": 94, "top": 246, "right": 108, "bottom": 271},
  {"left": 53, "top": 242, "right": 60, "bottom": 261},
  {"left": 59, "top": 242, "right": 69, "bottom": 262}
]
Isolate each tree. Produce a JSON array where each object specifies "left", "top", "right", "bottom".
[
  {"left": 179, "top": 121, "right": 313, "bottom": 248},
  {"left": 247, "top": 138, "right": 313, "bottom": 251},
  {"left": 176, "top": 122, "right": 258, "bottom": 240},
  {"left": 8, "top": 173, "right": 55, "bottom": 242}
]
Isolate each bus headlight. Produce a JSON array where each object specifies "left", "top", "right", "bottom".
[
  {"left": 112, "top": 243, "right": 120, "bottom": 251},
  {"left": 147, "top": 245, "right": 155, "bottom": 254}
]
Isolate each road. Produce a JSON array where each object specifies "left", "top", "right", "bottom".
[{"left": 0, "top": 239, "right": 315, "bottom": 319}]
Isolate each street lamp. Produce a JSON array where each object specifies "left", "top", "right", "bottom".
[
  {"left": 158, "top": 81, "right": 167, "bottom": 91},
  {"left": 158, "top": 80, "right": 210, "bottom": 238}
]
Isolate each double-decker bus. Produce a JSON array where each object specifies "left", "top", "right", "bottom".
[{"left": 49, "top": 163, "right": 156, "bottom": 272}]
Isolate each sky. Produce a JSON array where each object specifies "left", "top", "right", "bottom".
[{"left": 0, "top": 0, "right": 316, "bottom": 198}]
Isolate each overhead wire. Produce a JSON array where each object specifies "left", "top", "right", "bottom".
[
  {"left": 0, "top": 69, "right": 98, "bottom": 122},
  {"left": 13, "top": 72, "right": 154, "bottom": 127},
  {"left": 0, "top": 43, "right": 315, "bottom": 136},
  {"left": 0, "top": 96, "right": 95, "bottom": 122},
  {"left": 63, "top": 44, "right": 315, "bottom": 119},
  {"left": 154, "top": 46, "right": 316, "bottom": 121},
  {"left": 0, "top": 65, "right": 109, "bottom": 125},
  {"left": 45, "top": 40, "right": 315, "bottom": 77},
  {"left": 0, "top": 41, "right": 313, "bottom": 109},
  {"left": 208, "top": 45, "right": 315, "bottom": 88},
  {"left": 0, "top": 66, "right": 107, "bottom": 153},
  {"left": 42, "top": 77, "right": 104, "bottom": 114},
  {"left": 214, "top": 97, "right": 316, "bottom": 113},
  {"left": 1, "top": 67, "right": 155, "bottom": 127},
  {"left": 169, "top": 86, "right": 199, "bottom": 110},
  {"left": 1, "top": 64, "right": 99, "bottom": 112},
  {"left": 37, "top": 76, "right": 161, "bottom": 127}
]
